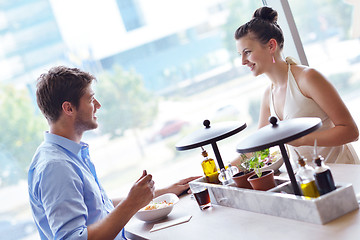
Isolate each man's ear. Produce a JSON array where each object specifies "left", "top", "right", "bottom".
[
  {"left": 268, "top": 38, "right": 277, "bottom": 54},
  {"left": 62, "top": 101, "right": 74, "bottom": 116}
]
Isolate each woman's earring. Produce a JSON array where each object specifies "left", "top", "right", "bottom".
[{"left": 272, "top": 55, "right": 276, "bottom": 63}]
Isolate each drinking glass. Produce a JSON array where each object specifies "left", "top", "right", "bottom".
[{"left": 191, "top": 185, "right": 211, "bottom": 210}]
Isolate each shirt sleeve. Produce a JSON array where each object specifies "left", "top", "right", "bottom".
[{"left": 37, "top": 160, "right": 88, "bottom": 239}]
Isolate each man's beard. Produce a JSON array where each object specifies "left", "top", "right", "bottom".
[{"left": 74, "top": 113, "right": 98, "bottom": 134}]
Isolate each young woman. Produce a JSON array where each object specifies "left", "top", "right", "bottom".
[{"left": 234, "top": 6, "right": 359, "bottom": 164}]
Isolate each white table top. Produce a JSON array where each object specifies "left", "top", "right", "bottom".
[{"left": 125, "top": 164, "right": 360, "bottom": 240}]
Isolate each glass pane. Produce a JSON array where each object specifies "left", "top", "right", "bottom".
[
  {"left": 4, "top": 0, "right": 360, "bottom": 239},
  {"left": 0, "top": 1, "right": 263, "bottom": 238},
  {"left": 288, "top": 0, "right": 360, "bottom": 152}
]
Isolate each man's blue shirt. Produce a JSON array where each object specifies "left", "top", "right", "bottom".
[{"left": 28, "top": 132, "right": 126, "bottom": 239}]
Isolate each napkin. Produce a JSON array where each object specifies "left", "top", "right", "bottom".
[{"left": 150, "top": 215, "right": 192, "bottom": 233}]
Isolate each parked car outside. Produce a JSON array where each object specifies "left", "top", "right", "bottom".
[{"left": 147, "top": 119, "right": 189, "bottom": 143}]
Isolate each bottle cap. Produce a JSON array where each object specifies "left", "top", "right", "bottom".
[
  {"left": 314, "top": 155, "right": 324, "bottom": 166},
  {"left": 294, "top": 149, "right": 306, "bottom": 167},
  {"left": 201, "top": 146, "right": 208, "bottom": 157}
]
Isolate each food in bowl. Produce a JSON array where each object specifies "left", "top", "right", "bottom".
[
  {"left": 143, "top": 200, "right": 174, "bottom": 210},
  {"left": 135, "top": 193, "right": 179, "bottom": 222},
  {"left": 261, "top": 150, "right": 284, "bottom": 172},
  {"left": 262, "top": 150, "right": 280, "bottom": 164}
]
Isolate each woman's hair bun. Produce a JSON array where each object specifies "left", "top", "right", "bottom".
[{"left": 252, "top": 6, "right": 278, "bottom": 23}]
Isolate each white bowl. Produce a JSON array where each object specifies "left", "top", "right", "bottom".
[
  {"left": 262, "top": 157, "right": 284, "bottom": 173},
  {"left": 134, "top": 193, "right": 179, "bottom": 222}
]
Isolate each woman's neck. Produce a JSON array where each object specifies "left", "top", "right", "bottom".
[{"left": 265, "top": 59, "right": 288, "bottom": 87}]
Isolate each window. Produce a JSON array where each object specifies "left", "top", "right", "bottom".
[
  {"left": 116, "top": 0, "right": 145, "bottom": 31},
  {"left": 1, "top": 0, "right": 359, "bottom": 239}
]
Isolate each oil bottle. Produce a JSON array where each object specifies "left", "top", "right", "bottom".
[
  {"left": 201, "top": 147, "right": 220, "bottom": 184},
  {"left": 313, "top": 155, "right": 336, "bottom": 195},
  {"left": 295, "top": 150, "right": 320, "bottom": 198},
  {"left": 312, "top": 139, "right": 336, "bottom": 195}
]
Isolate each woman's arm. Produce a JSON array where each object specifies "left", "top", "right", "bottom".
[
  {"left": 290, "top": 67, "right": 358, "bottom": 147},
  {"left": 258, "top": 86, "right": 272, "bottom": 129},
  {"left": 154, "top": 176, "right": 201, "bottom": 197}
]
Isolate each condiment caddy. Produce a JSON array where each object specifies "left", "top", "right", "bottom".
[
  {"left": 178, "top": 118, "right": 359, "bottom": 224},
  {"left": 189, "top": 174, "right": 358, "bottom": 224}
]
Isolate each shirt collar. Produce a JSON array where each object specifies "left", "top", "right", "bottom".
[{"left": 44, "top": 131, "right": 87, "bottom": 156}]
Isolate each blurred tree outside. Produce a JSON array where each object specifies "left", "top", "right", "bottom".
[
  {"left": 0, "top": 84, "right": 47, "bottom": 186},
  {"left": 96, "top": 66, "right": 159, "bottom": 151},
  {"left": 290, "top": 0, "right": 353, "bottom": 42}
]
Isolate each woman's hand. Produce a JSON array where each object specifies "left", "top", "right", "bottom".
[{"left": 155, "top": 176, "right": 201, "bottom": 197}]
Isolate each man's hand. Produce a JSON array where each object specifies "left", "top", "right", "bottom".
[
  {"left": 87, "top": 170, "right": 155, "bottom": 240},
  {"left": 127, "top": 170, "right": 155, "bottom": 210}
]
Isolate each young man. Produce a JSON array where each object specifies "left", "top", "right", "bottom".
[{"left": 28, "top": 66, "right": 198, "bottom": 239}]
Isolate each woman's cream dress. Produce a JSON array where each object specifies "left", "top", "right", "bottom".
[{"left": 269, "top": 64, "right": 359, "bottom": 165}]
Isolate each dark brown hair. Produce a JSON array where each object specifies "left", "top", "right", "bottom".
[
  {"left": 36, "top": 66, "right": 96, "bottom": 123},
  {"left": 234, "top": 6, "right": 284, "bottom": 49}
]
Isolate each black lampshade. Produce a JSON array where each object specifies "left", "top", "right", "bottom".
[
  {"left": 236, "top": 117, "right": 322, "bottom": 153},
  {"left": 176, "top": 119, "right": 247, "bottom": 151}
]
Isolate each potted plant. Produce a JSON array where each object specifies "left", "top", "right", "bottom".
[
  {"left": 247, "top": 149, "right": 276, "bottom": 191},
  {"left": 232, "top": 154, "right": 254, "bottom": 189}
]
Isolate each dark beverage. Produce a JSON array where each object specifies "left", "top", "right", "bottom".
[
  {"left": 313, "top": 152, "right": 336, "bottom": 196},
  {"left": 314, "top": 169, "right": 336, "bottom": 195},
  {"left": 193, "top": 188, "right": 211, "bottom": 210}
]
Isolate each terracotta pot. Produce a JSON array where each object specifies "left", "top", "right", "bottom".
[
  {"left": 232, "top": 170, "right": 254, "bottom": 189},
  {"left": 247, "top": 169, "right": 276, "bottom": 191}
]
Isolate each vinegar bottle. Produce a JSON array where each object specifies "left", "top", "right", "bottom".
[
  {"left": 295, "top": 150, "right": 320, "bottom": 198},
  {"left": 313, "top": 155, "right": 336, "bottom": 195},
  {"left": 201, "top": 147, "right": 219, "bottom": 184}
]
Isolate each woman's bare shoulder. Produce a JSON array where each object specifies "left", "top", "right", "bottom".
[
  {"left": 292, "top": 65, "right": 324, "bottom": 81},
  {"left": 292, "top": 65, "right": 332, "bottom": 98}
]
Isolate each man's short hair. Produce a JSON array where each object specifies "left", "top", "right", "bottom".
[{"left": 36, "top": 66, "right": 96, "bottom": 123}]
